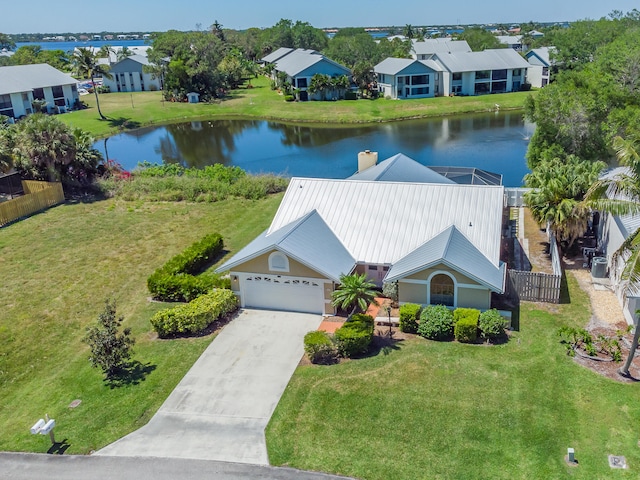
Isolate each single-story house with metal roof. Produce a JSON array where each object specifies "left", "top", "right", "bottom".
[
  {"left": 525, "top": 47, "right": 555, "bottom": 88},
  {"left": 376, "top": 48, "right": 529, "bottom": 99},
  {"left": 102, "top": 55, "right": 161, "bottom": 92},
  {"left": 216, "top": 152, "right": 506, "bottom": 314},
  {"left": 0, "top": 63, "right": 79, "bottom": 119},
  {"left": 263, "top": 48, "right": 352, "bottom": 101}
]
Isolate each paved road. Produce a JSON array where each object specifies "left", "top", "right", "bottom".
[
  {"left": 96, "top": 309, "right": 322, "bottom": 464},
  {"left": 0, "top": 453, "right": 357, "bottom": 480}
]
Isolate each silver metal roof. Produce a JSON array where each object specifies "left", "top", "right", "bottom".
[
  {"left": 348, "top": 153, "right": 455, "bottom": 184},
  {"left": 496, "top": 35, "right": 522, "bottom": 45},
  {"left": 0, "top": 64, "right": 77, "bottom": 96},
  {"left": 269, "top": 177, "right": 504, "bottom": 266},
  {"left": 385, "top": 225, "right": 506, "bottom": 292},
  {"left": 435, "top": 48, "right": 530, "bottom": 73},
  {"left": 261, "top": 47, "right": 294, "bottom": 64},
  {"left": 272, "top": 49, "right": 350, "bottom": 77},
  {"left": 216, "top": 210, "right": 355, "bottom": 281},
  {"left": 374, "top": 57, "right": 445, "bottom": 75},
  {"left": 411, "top": 39, "right": 471, "bottom": 55}
]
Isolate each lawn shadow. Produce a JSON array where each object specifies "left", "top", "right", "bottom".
[
  {"left": 105, "top": 360, "right": 156, "bottom": 389},
  {"left": 47, "top": 438, "right": 71, "bottom": 455},
  {"left": 105, "top": 116, "right": 142, "bottom": 130},
  {"left": 559, "top": 270, "right": 571, "bottom": 304},
  {"left": 365, "top": 332, "right": 405, "bottom": 358}
]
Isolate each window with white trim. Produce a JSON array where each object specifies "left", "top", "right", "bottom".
[
  {"left": 268, "top": 252, "right": 289, "bottom": 272},
  {"left": 430, "top": 273, "right": 455, "bottom": 306}
]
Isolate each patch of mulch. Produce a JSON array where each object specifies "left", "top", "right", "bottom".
[{"left": 570, "top": 320, "right": 640, "bottom": 382}]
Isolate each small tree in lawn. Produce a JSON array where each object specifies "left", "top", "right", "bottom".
[
  {"left": 84, "top": 299, "right": 135, "bottom": 379},
  {"left": 331, "top": 273, "right": 378, "bottom": 320}
]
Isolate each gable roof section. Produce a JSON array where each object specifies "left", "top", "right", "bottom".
[
  {"left": 274, "top": 49, "right": 350, "bottom": 77},
  {"left": 374, "top": 57, "right": 444, "bottom": 75},
  {"left": 348, "top": 153, "right": 455, "bottom": 184},
  {"left": 525, "top": 47, "right": 555, "bottom": 67},
  {"left": 385, "top": 225, "right": 505, "bottom": 292},
  {"left": 269, "top": 178, "right": 504, "bottom": 266},
  {"left": 216, "top": 209, "right": 355, "bottom": 281},
  {"left": 0, "top": 64, "right": 77, "bottom": 96},
  {"left": 435, "top": 48, "right": 530, "bottom": 73},
  {"left": 261, "top": 47, "right": 294, "bottom": 64}
]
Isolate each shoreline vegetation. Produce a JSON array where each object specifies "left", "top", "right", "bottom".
[{"left": 60, "top": 76, "right": 535, "bottom": 139}]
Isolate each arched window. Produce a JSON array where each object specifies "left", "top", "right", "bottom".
[
  {"left": 429, "top": 272, "right": 455, "bottom": 307},
  {"left": 268, "top": 251, "right": 289, "bottom": 272}
]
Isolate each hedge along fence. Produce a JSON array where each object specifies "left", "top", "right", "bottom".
[
  {"left": 147, "top": 233, "right": 226, "bottom": 302},
  {"left": 150, "top": 289, "right": 238, "bottom": 337}
]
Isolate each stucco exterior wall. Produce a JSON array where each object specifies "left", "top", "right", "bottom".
[{"left": 230, "top": 250, "right": 327, "bottom": 279}]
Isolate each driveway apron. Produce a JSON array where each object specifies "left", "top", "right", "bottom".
[{"left": 96, "top": 309, "right": 322, "bottom": 464}]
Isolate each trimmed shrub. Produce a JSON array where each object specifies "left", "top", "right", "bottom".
[
  {"left": 454, "top": 308, "right": 480, "bottom": 343},
  {"left": 334, "top": 314, "right": 374, "bottom": 358},
  {"left": 304, "top": 330, "right": 338, "bottom": 364},
  {"left": 284, "top": 94, "right": 295, "bottom": 102},
  {"left": 150, "top": 289, "right": 237, "bottom": 337},
  {"left": 478, "top": 309, "right": 506, "bottom": 342},
  {"left": 418, "top": 305, "right": 454, "bottom": 340},
  {"left": 147, "top": 233, "right": 224, "bottom": 302},
  {"left": 399, "top": 303, "right": 421, "bottom": 333}
]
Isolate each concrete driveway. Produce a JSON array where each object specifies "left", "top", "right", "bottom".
[{"left": 96, "top": 309, "right": 322, "bottom": 464}]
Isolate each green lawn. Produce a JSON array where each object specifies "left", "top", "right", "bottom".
[
  {"left": 267, "top": 274, "right": 640, "bottom": 480},
  {"left": 0, "top": 194, "right": 282, "bottom": 453},
  {"left": 61, "top": 76, "right": 535, "bottom": 138}
]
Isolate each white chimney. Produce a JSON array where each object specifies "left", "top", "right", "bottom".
[{"left": 357, "top": 150, "right": 378, "bottom": 172}]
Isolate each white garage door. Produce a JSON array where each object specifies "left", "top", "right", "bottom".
[{"left": 240, "top": 274, "right": 325, "bottom": 314}]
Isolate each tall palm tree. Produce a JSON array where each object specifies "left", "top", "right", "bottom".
[
  {"left": 117, "top": 46, "right": 133, "bottom": 61},
  {"left": 331, "top": 273, "right": 378, "bottom": 319},
  {"left": 72, "top": 47, "right": 112, "bottom": 120},
  {"left": 586, "top": 135, "right": 640, "bottom": 376}
]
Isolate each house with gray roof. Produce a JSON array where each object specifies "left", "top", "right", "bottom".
[
  {"left": 375, "top": 48, "right": 529, "bottom": 99},
  {"left": 525, "top": 47, "right": 555, "bottom": 88},
  {"left": 102, "top": 54, "right": 161, "bottom": 92},
  {"left": 264, "top": 48, "right": 352, "bottom": 101},
  {"left": 0, "top": 63, "right": 79, "bottom": 119},
  {"left": 216, "top": 152, "right": 506, "bottom": 314}
]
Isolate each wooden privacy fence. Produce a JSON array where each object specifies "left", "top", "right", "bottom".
[
  {"left": 0, "top": 180, "right": 65, "bottom": 227},
  {"left": 506, "top": 270, "right": 562, "bottom": 303}
]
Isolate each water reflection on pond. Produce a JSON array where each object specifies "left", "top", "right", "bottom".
[{"left": 100, "top": 112, "right": 534, "bottom": 186}]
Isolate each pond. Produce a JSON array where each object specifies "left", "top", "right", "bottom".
[{"left": 98, "top": 111, "right": 534, "bottom": 187}]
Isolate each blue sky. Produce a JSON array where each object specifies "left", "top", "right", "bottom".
[{"left": 3, "top": 0, "right": 639, "bottom": 33}]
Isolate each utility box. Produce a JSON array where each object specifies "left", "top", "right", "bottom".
[{"left": 591, "top": 257, "right": 607, "bottom": 278}]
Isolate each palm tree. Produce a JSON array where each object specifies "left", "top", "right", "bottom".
[
  {"left": 117, "top": 46, "right": 133, "bottom": 61},
  {"left": 98, "top": 44, "right": 116, "bottom": 63},
  {"left": 352, "top": 61, "right": 375, "bottom": 96},
  {"left": 586, "top": 136, "right": 640, "bottom": 376},
  {"left": 524, "top": 155, "right": 605, "bottom": 248},
  {"left": 330, "top": 75, "right": 350, "bottom": 100},
  {"left": 308, "top": 73, "right": 331, "bottom": 101},
  {"left": 403, "top": 24, "right": 415, "bottom": 39},
  {"left": 331, "top": 273, "right": 378, "bottom": 319},
  {"left": 72, "top": 47, "right": 112, "bottom": 120}
]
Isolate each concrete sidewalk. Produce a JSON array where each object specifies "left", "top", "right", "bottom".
[
  {"left": 1, "top": 452, "right": 357, "bottom": 480},
  {"left": 96, "top": 309, "right": 322, "bottom": 464}
]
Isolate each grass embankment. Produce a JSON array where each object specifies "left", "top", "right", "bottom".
[
  {"left": 0, "top": 194, "right": 282, "bottom": 453},
  {"left": 267, "top": 274, "right": 640, "bottom": 480},
  {"left": 61, "top": 76, "right": 535, "bottom": 138}
]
